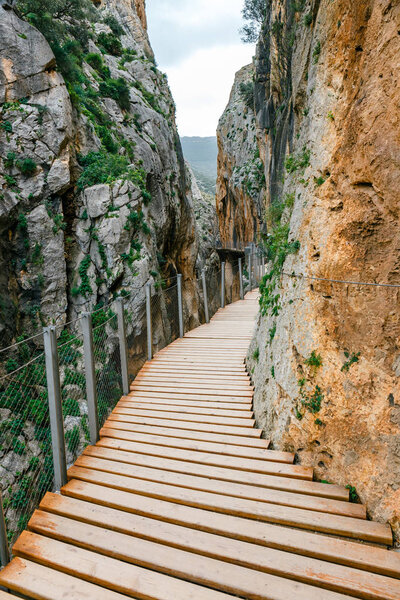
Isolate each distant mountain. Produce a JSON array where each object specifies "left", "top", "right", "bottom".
[{"left": 181, "top": 136, "right": 218, "bottom": 196}]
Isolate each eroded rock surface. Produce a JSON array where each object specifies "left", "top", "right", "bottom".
[
  {"left": 216, "top": 64, "right": 265, "bottom": 248},
  {"left": 218, "top": 0, "right": 400, "bottom": 542}
]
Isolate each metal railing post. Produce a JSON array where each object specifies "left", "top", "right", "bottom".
[
  {"left": 116, "top": 298, "right": 130, "bottom": 396},
  {"left": 221, "top": 261, "right": 226, "bottom": 308},
  {"left": 43, "top": 326, "right": 67, "bottom": 490},
  {"left": 239, "top": 257, "right": 244, "bottom": 300},
  {"left": 0, "top": 489, "right": 10, "bottom": 568},
  {"left": 146, "top": 283, "right": 153, "bottom": 360},
  {"left": 248, "top": 252, "right": 253, "bottom": 290},
  {"left": 177, "top": 274, "right": 184, "bottom": 338},
  {"left": 81, "top": 313, "right": 99, "bottom": 444},
  {"left": 202, "top": 269, "right": 209, "bottom": 323}
]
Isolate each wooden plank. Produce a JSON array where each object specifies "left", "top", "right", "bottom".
[
  {"left": 31, "top": 504, "right": 400, "bottom": 599},
  {"left": 63, "top": 480, "right": 395, "bottom": 563},
  {"left": 130, "top": 382, "right": 254, "bottom": 394},
  {"left": 75, "top": 453, "right": 364, "bottom": 519},
  {"left": 113, "top": 407, "right": 256, "bottom": 427},
  {"left": 118, "top": 400, "right": 254, "bottom": 417},
  {"left": 106, "top": 414, "right": 262, "bottom": 438},
  {"left": 13, "top": 533, "right": 240, "bottom": 600},
  {"left": 0, "top": 593, "right": 18, "bottom": 600},
  {"left": 94, "top": 440, "right": 350, "bottom": 500},
  {"left": 17, "top": 529, "right": 353, "bottom": 600},
  {"left": 66, "top": 466, "right": 391, "bottom": 543},
  {"left": 135, "top": 372, "right": 251, "bottom": 382},
  {"left": 102, "top": 421, "right": 272, "bottom": 449},
  {"left": 131, "top": 380, "right": 253, "bottom": 391},
  {"left": 127, "top": 390, "right": 252, "bottom": 403},
  {"left": 99, "top": 426, "right": 283, "bottom": 458},
  {"left": 120, "top": 397, "right": 253, "bottom": 411},
  {"left": 0, "top": 558, "right": 130, "bottom": 600}
]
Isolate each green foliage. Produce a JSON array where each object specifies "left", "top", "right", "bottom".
[
  {"left": 4, "top": 174, "right": 17, "bottom": 188},
  {"left": 0, "top": 120, "right": 13, "bottom": 133},
  {"left": 12, "top": 438, "right": 26, "bottom": 455},
  {"left": 271, "top": 366, "right": 275, "bottom": 378},
  {"left": 346, "top": 485, "right": 360, "bottom": 503},
  {"left": 259, "top": 222, "right": 300, "bottom": 317},
  {"left": 304, "top": 13, "right": 313, "bottom": 26},
  {"left": 314, "top": 176, "right": 325, "bottom": 187},
  {"left": 103, "top": 14, "right": 124, "bottom": 37},
  {"left": 253, "top": 348, "right": 260, "bottom": 361},
  {"left": 17, "top": 212, "right": 28, "bottom": 233},
  {"left": 65, "top": 425, "right": 80, "bottom": 453},
  {"left": 77, "top": 152, "right": 129, "bottom": 190},
  {"left": 239, "top": 81, "right": 255, "bottom": 110},
  {"left": 313, "top": 40, "right": 321, "bottom": 64},
  {"left": 99, "top": 77, "right": 131, "bottom": 110},
  {"left": 285, "top": 147, "right": 311, "bottom": 173},
  {"left": 133, "top": 81, "right": 164, "bottom": 115},
  {"left": 341, "top": 351, "right": 361, "bottom": 372},
  {"left": 327, "top": 111, "right": 335, "bottom": 121},
  {"left": 31, "top": 243, "right": 43, "bottom": 266},
  {"left": 4, "top": 152, "right": 16, "bottom": 169},
  {"left": 71, "top": 255, "right": 92, "bottom": 298},
  {"left": 299, "top": 382, "right": 324, "bottom": 414},
  {"left": 85, "top": 52, "right": 110, "bottom": 78},
  {"left": 16, "top": 157, "right": 37, "bottom": 176},
  {"left": 269, "top": 323, "right": 277, "bottom": 341},
  {"left": 305, "top": 350, "right": 322, "bottom": 368},
  {"left": 62, "top": 397, "right": 80, "bottom": 417},
  {"left": 97, "top": 31, "right": 122, "bottom": 56},
  {"left": 240, "top": 0, "right": 266, "bottom": 43}
]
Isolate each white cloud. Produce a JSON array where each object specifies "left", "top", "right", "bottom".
[
  {"left": 167, "top": 44, "right": 254, "bottom": 136},
  {"left": 146, "top": 0, "right": 255, "bottom": 136}
]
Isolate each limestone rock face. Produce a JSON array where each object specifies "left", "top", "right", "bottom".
[
  {"left": 0, "top": 0, "right": 207, "bottom": 343},
  {"left": 216, "top": 64, "right": 265, "bottom": 248},
  {"left": 218, "top": 1, "right": 400, "bottom": 542}
]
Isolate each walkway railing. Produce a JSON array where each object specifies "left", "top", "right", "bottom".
[{"left": 0, "top": 249, "right": 264, "bottom": 564}]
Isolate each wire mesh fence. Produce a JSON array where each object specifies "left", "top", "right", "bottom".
[
  {"left": 0, "top": 257, "right": 249, "bottom": 562},
  {"left": 92, "top": 310, "right": 122, "bottom": 429},
  {"left": 57, "top": 330, "right": 89, "bottom": 464},
  {"left": 0, "top": 340, "right": 53, "bottom": 551}
]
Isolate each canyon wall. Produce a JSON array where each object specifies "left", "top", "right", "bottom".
[
  {"left": 216, "top": 64, "right": 265, "bottom": 248},
  {"left": 220, "top": 0, "right": 400, "bottom": 542},
  {"left": 0, "top": 0, "right": 210, "bottom": 349}
]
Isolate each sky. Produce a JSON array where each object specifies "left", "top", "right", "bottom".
[{"left": 146, "top": 0, "right": 256, "bottom": 137}]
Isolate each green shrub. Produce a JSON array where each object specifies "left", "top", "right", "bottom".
[
  {"left": 85, "top": 52, "right": 111, "bottom": 78},
  {"left": 77, "top": 152, "right": 129, "bottom": 190},
  {"left": 239, "top": 81, "right": 255, "bottom": 110},
  {"left": 313, "top": 40, "right": 321, "bottom": 64},
  {"left": 305, "top": 350, "right": 322, "bottom": 368},
  {"left": 4, "top": 152, "right": 16, "bottom": 169},
  {"left": 304, "top": 13, "right": 313, "bottom": 26},
  {"left": 346, "top": 485, "right": 360, "bottom": 503},
  {"left": 65, "top": 425, "right": 80, "bottom": 453},
  {"left": 285, "top": 147, "right": 310, "bottom": 173},
  {"left": 103, "top": 14, "right": 124, "bottom": 37},
  {"left": 341, "top": 351, "right": 360, "bottom": 372},
  {"left": 16, "top": 157, "right": 37, "bottom": 176},
  {"left": 62, "top": 397, "right": 80, "bottom": 417},
  {"left": 99, "top": 77, "right": 131, "bottom": 110},
  {"left": 98, "top": 32, "right": 123, "bottom": 56},
  {"left": 253, "top": 348, "right": 260, "bottom": 361}
]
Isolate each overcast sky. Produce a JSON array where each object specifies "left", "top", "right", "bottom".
[{"left": 146, "top": 0, "right": 255, "bottom": 137}]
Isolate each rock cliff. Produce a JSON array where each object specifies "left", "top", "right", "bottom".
[
  {"left": 0, "top": 0, "right": 208, "bottom": 347},
  {"left": 216, "top": 64, "right": 265, "bottom": 248},
  {"left": 219, "top": 0, "right": 400, "bottom": 542}
]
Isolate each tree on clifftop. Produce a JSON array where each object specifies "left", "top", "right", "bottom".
[{"left": 240, "top": 0, "right": 267, "bottom": 43}]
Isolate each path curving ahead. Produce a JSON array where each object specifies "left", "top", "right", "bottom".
[{"left": 1, "top": 290, "right": 399, "bottom": 599}]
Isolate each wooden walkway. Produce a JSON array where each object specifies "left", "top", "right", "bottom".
[{"left": 1, "top": 290, "right": 400, "bottom": 599}]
